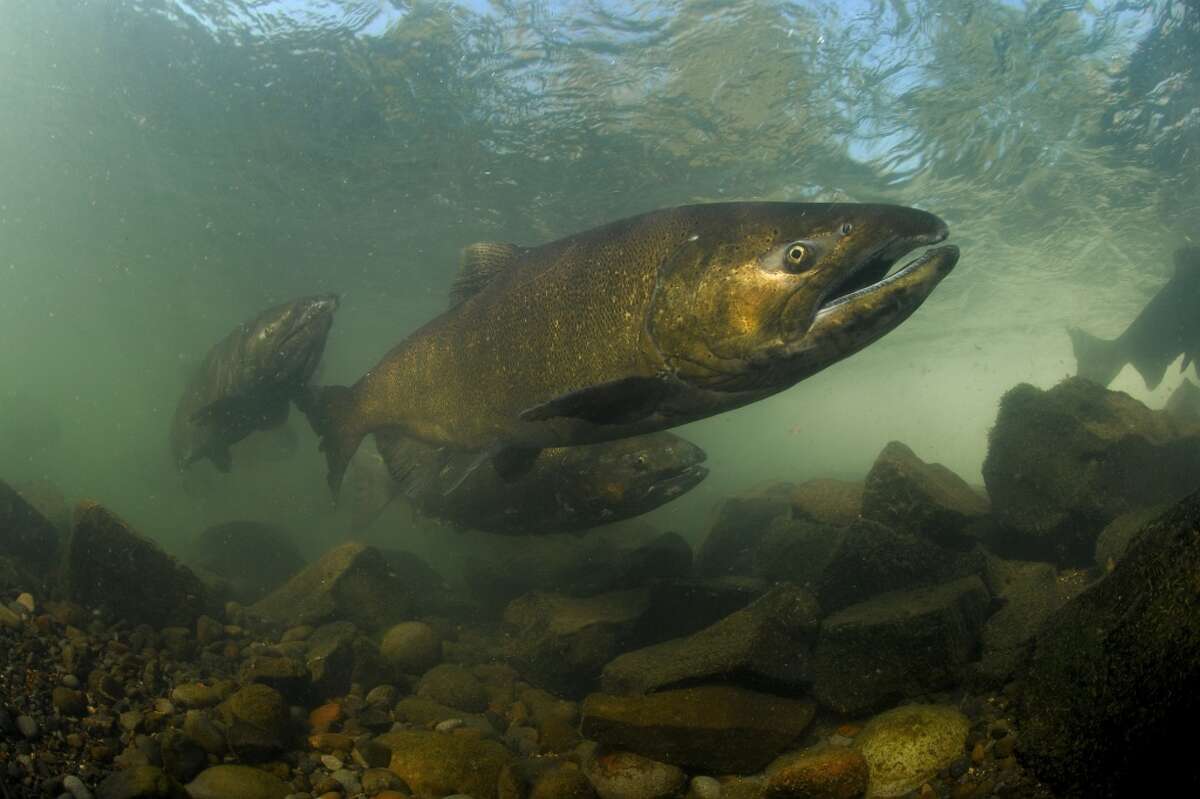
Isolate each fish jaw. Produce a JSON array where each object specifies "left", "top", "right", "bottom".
[{"left": 777, "top": 244, "right": 960, "bottom": 380}]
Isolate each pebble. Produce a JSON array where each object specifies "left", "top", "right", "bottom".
[
  {"left": 62, "top": 674, "right": 81, "bottom": 689},
  {"left": 61, "top": 775, "right": 93, "bottom": 799},
  {"left": 435, "top": 718, "right": 464, "bottom": 732},
  {"left": 16, "top": 592, "right": 36, "bottom": 613},
  {"left": 689, "top": 775, "right": 721, "bottom": 799},
  {"left": 320, "top": 754, "right": 343, "bottom": 771},
  {"left": 17, "top": 714, "right": 40, "bottom": 739}
]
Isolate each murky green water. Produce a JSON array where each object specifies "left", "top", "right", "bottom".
[{"left": 0, "top": 0, "right": 1196, "bottom": 565}]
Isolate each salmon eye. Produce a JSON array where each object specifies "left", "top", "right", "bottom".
[{"left": 784, "top": 242, "right": 810, "bottom": 272}]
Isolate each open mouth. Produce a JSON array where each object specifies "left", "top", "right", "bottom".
[{"left": 819, "top": 227, "right": 951, "bottom": 312}]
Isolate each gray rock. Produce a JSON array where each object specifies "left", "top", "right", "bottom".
[
  {"left": 1015, "top": 487, "right": 1200, "bottom": 798},
  {"left": 970, "top": 555, "right": 1066, "bottom": 686},
  {"left": 635, "top": 576, "right": 765, "bottom": 643},
  {"left": 504, "top": 589, "right": 652, "bottom": 696},
  {"left": 601, "top": 584, "right": 819, "bottom": 695},
  {"left": 983, "top": 377, "right": 1200, "bottom": 566},
  {"left": 63, "top": 502, "right": 208, "bottom": 628},
  {"left": 861, "top": 440, "right": 990, "bottom": 547},
  {"left": 812, "top": 576, "right": 992, "bottom": 714},
  {"left": 248, "top": 542, "right": 415, "bottom": 632},
  {"left": 695, "top": 494, "right": 792, "bottom": 577}
]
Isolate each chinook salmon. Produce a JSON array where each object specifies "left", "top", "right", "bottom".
[
  {"left": 170, "top": 294, "right": 338, "bottom": 471},
  {"left": 349, "top": 430, "right": 708, "bottom": 535},
  {"left": 1069, "top": 245, "right": 1200, "bottom": 390},
  {"left": 307, "top": 202, "right": 958, "bottom": 496}
]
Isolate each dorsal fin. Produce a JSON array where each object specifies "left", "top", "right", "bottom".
[{"left": 449, "top": 242, "right": 521, "bottom": 307}]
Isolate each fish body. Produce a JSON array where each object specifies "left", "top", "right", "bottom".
[
  {"left": 308, "top": 202, "right": 957, "bottom": 496},
  {"left": 170, "top": 294, "right": 338, "bottom": 471},
  {"left": 351, "top": 430, "right": 708, "bottom": 535},
  {"left": 1069, "top": 246, "right": 1200, "bottom": 389}
]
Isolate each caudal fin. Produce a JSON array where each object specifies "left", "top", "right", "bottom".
[
  {"left": 1067, "top": 327, "right": 1124, "bottom": 387},
  {"left": 296, "top": 385, "right": 363, "bottom": 500}
]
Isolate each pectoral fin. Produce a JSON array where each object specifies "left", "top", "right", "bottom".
[{"left": 519, "top": 376, "right": 679, "bottom": 426}]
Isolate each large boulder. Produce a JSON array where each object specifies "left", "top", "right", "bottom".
[
  {"left": 63, "top": 502, "right": 208, "bottom": 628},
  {"left": 636, "top": 576, "right": 765, "bottom": 643},
  {"left": 11, "top": 478, "right": 71, "bottom": 533},
  {"left": 601, "top": 584, "right": 820, "bottom": 696},
  {"left": 248, "top": 542, "right": 415, "bottom": 632},
  {"left": 970, "top": 555, "right": 1066, "bottom": 687},
  {"left": 1014, "top": 488, "right": 1200, "bottom": 798},
  {"left": 811, "top": 576, "right": 991, "bottom": 714},
  {"left": 1165, "top": 378, "right": 1200, "bottom": 424},
  {"left": 0, "top": 478, "right": 61, "bottom": 590},
  {"left": 757, "top": 517, "right": 983, "bottom": 614},
  {"left": 861, "top": 441, "right": 989, "bottom": 548},
  {"left": 695, "top": 494, "right": 793, "bottom": 577},
  {"left": 853, "top": 705, "right": 970, "bottom": 798},
  {"left": 504, "top": 589, "right": 652, "bottom": 696},
  {"left": 789, "top": 479, "right": 863, "bottom": 527},
  {"left": 580, "top": 686, "right": 815, "bottom": 774},
  {"left": 982, "top": 378, "right": 1200, "bottom": 565},
  {"left": 186, "top": 521, "right": 306, "bottom": 605},
  {"left": 1093, "top": 504, "right": 1168, "bottom": 572}
]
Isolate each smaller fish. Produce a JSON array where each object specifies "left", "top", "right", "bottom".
[
  {"left": 1069, "top": 246, "right": 1200, "bottom": 389},
  {"left": 170, "top": 294, "right": 338, "bottom": 472},
  {"left": 349, "top": 431, "right": 709, "bottom": 536}
]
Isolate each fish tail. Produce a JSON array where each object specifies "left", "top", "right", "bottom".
[
  {"left": 1067, "top": 327, "right": 1123, "bottom": 387},
  {"left": 297, "top": 384, "right": 363, "bottom": 500}
]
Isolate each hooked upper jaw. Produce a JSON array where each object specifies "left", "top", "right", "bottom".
[{"left": 818, "top": 218, "right": 951, "bottom": 313}]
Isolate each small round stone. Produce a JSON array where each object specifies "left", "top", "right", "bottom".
[{"left": 16, "top": 715, "right": 39, "bottom": 739}]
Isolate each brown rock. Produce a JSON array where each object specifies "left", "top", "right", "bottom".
[
  {"left": 765, "top": 747, "right": 869, "bottom": 799},
  {"left": 581, "top": 685, "right": 815, "bottom": 774},
  {"left": 376, "top": 729, "right": 512, "bottom": 799}
]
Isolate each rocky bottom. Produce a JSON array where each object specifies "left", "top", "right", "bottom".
[{"left": 0, "top": 588, "right": 1058, "bottom": 799}]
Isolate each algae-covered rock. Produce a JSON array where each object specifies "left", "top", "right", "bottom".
[
  {"left": 637, "top": 577, "right": 764, "bottom": 643},
  {"left": 216, "top": 683, "right": 288, "bottom": 760},
  {"left": 249, "top": 541, "right": 414, "bottom": 631},
  {"left": 417, "top": 663, "right": 489, "bottom": 712},
  {"left": 1093, "top": 504, "right": 1168, "bottom": 571},
  {"left": 1165, "top": 378, "right": 1200, "bottom": 424},
  {"left": 581, "top": 685, "right": 815, "bottom": 774},
  {"left": 186, "top": 520, "right": 305, "bottom": 604},
  {"left": 504, "top": 589, "right": 651, "bottom": 695},
  {"left": 64, "top": 502, "right": 208, "bottom": 628},
  {"left": 376, "top": 730, "right": 512, "bottom": 799},
  {"left": 581, "top": 746, "right": 687, "bottom": 799},
  {"left": 601, "top": 584, "right": 819, "bottom": 696},
  {"left": 789, "top": 479, "right": 863, "bottom": 527},
  {"left": 982, "top": 377, "right": 1200, "bottom": 565},
  {"left": 853, "top": 705, "right": 969, "bottom": 798},
  {"left": 695, "top": 494, "right": 793, "bottom": 577},
  {"left": 1015, "top": 487, "right": 1200, "bottom": 798},
  {"left": 971, "top": 555, "right": 1065, "bottom": 686},
  {"left": 812, "top": 577, "right": 991, "bottom": 714},
  {"left": 185, "top": 764, "right": 290, "bottom": 799},
  {"left": 861, "top": 441, "right": 989, "bottom": 547},
  {"left": 380, "top": 620, "right": 442, "bottom": 674},
  {"left": 764, "top": 746, "right": 870, "bottom": 799}
]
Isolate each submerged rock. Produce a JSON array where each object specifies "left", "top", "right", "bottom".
[
  {"left": 186, "top": 520, "right": 305, "bottom": 605},
  {"left": 853, "top": 705, "right": 970, "bottom": 798},
  {"left": 12, "top": 477, "right": 71, "bottom": 532},
  {"left": 1093, "top": 504, "right": 1168, "bottom": 571},
  {"left": 504, "top": 589, "right": 651, "bottom": 696},
  {"left": 601, "top": 584, "right": 819, "bottom": 696},
  {"left": 861, "top": 441, "right": 989, "bottom": 547},
  {"left": 789, "top": 479, "right": 864, "bottom": 527},
  {"left": 581, "top": 745, "right": 688, "bottom": 799},
  {"left": 0, "top": 478, "right": 61, "bottom": 589},
  {"left": 1015, "top": 487, "right": 1200, "bottom": 798},
  {"left": 581, "top": 685, "right": 815, "bottom": 774},
  {"left": 184, "top": 765, "right": 290, "bottom": 799},
  {"left": 376, "top": 729, "right": 513, "bottom": 799},
  {"left": 64, "top": 501, "right": 208, "bottom": 628},
  {"left": 636, "top": 576, "right": 765, "bottom": 643},
  {"left": 982, "top": 377, "right": 1200, "bottom": 565},
  {"left": 1165, "top": 378, "right": 1200, "bottom": 424},
  {"left": 380, "top": 620, "right": 442, "bottom": 675},
  {"left": 812, "top": 576, "right": 991, "bottom": 714},
  {"left": 248, "top": 541, "right": 415, "bottom": 632},
  {"left": 970, "top": 555, "right": 1066, "bottom": 687},
  {"left": 695, "top": 494, "right": 792, "bottom": 577},
  {"left": 764, "top": 746, "right": 871, "bottom": 799},
  {"left": 95, "top": 765, "right": 187, "bottom": 799}
]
